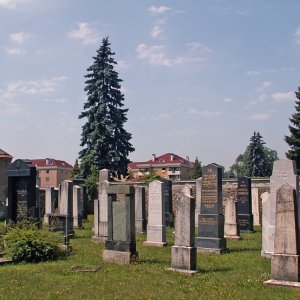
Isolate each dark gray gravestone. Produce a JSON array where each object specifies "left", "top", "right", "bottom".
[
  {"left": 195, "top": 163, "right": 228, "bottom": 254},
  {"left": 161, "top": 179, "right": 174, "bottom": 227},
  {"left": 264, "top": 184, "right": 300, "bottom": 288},
  {"left": 7, "top": 159, "right": 39, "bottom": 222},
  {"left": 237, "top": 177, "right": 254, "bottom": 232},
  {"left": 134, "top": 185, "right": 146, "bottom": 234},
  {"left": 103, "top": 185, "right": 137, "bottom": 264}
]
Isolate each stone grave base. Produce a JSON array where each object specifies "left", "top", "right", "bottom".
[
  {"left": 92, "top": 235, "right": 107, "bottom": 243},
  {"left": 264, "top": 279, "right": 300, "bottom": 289},
  {"left": 167, "top": 268, "right": 198, "bottom": 276},
  {"left": 197, "top": 247, "right": 229, "bottom": 255},
  {"left": 271, "top": 254, "right": 300, "bottom": 282},
  {"left": 261, "top": 250, "right": 272, "bottom": 259},
  {"left": 171, "top": 246, "right": 196, "bottom": 271},
  {"left": 240, "top": 230, "right": 254, "bottom": 234},
  {"left": 143, "top": 241, "right": 167, "bottom": 248},
  {"left": 103, "top": 249, "right": 138, "bottom": 265},
  {"left": 225, "top": 235, "right": 242, "bottom": 240}
]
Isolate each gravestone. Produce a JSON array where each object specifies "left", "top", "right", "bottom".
[
  {"left": 7, "top": 159, "right": 39, "bottom": 222},
  {"left": 134, "top": 185, "right": 146, "bottom": 233},
  {"left": 93, "top": 169, "right": 110, "bottom": 242},
  {"left": 261, "top": 191, "right": 271, "bottom": 257},
  {"left": 143, "top": 180, "right": 167, "bottom": 247},
  {"left": 195, "top": 177, "right": 202, "bottom": 227},
  {"left": 73, "top": 185, "right": 83, "bottom": 228},
  {"left": 224, "top": 197, "right": 241, "bottom": 240},
  {"left": 237, "top": 177, "right": 254, "bottom": 232},
  {"left": 252, "top": 187, "right": 260, "bottom": 226},
  {"left": 59, "top": 180, "right": 73, "bottom": 215},
  {"left": 161, "top": 179, "right": 174, "bottom": 227},
  {"left": 44, "top": 186, "right": 56, "bottom": 224},
  {"left": 264, "top": 184, "right": 300, "bottom": 288},
  {"left": 169, "top": 184, "right": 197, "bottom": 274},
  {"left": 195, "top": 163, "right": 228, "bottom": 254},
  {"left": 103, "top": 185, "right": 137, "bottom": 265},
  {"left": 261, "top": 159, "right": 298, "bottom": 258}
]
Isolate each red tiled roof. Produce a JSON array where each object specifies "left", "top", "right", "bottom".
[
  {"left": 30, "top": 158, "right": 73, "bottom": 169},
  {"left": 129, "top": 153, "right": 192, "bottom": 168},
  {"left": 0, "top": 149, "right": 13, "bottom": 159}
]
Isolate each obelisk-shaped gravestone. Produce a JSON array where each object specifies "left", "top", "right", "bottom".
[
  {"left": 134, "top": 185, "right": 146, "bottom": 234},
  {"left": 73, "top": 185, "right": 82, "bottom": 228},
  {"left": 195, "top": 177, "right": 202, "bottom": 227},
  {"left": 195, "top": 163, "right": 228, "bottom": 254},
  {"left": 264, "top": 184, "right": 300, "bottom": 288},
  {"left": 262, "top": 160, "right": 298, "bottom": 258},
  {"left": 169, "top": 184, "right": 197, "bottom": 274},
  {"left": 143, "top": 180, "right": 167, "bottom": 247},
  {"left": 103, "top": 185, "right": 137, "bottom": 265},
  {"left": 92, "top": 169, "right": 110, "bottom": 242},
  {"left": 224, "top": 197, "right": 241, "bottom": 240},
  {"left": 237, "top": 177, "right": 254, "bottom": 232},
  {"left": 252, "top": 187, "right": 260, "bottom": 225}
]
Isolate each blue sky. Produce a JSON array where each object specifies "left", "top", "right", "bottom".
[{"left": 1, "top": 0, "right": 300, "bottom": 169}]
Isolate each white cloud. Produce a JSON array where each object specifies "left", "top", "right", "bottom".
[
  {"left": 272, "top": 91, "right": 294, "bottom": 102},
  {"left": 246, "top": 67, "right": 294, "bottom": 76},
  {"left": 249, "top": 113, "right": 271, "bottom": 121},
  {"left": 68, "top": 22, "right": 100, "bottom": 45},
  {"left": 6, "top": 47, "right": 25, "bottom": 55},
  {"left": 148, "top": 5, "right": 171, "bottom": 15},
  {"left": 0, "top": 0, "right": 16, "bottom": 9},
  {"left": 186, "top": 42, "right": 212, "bottom": 53},
  {"left": 295, "top": 27, "right": 300, "bottom": 44},
  {"left": 151, "top": 25, "right": 163, "bottom": 38},
  {"left": 44, "top": 98, "right": 67, "bottom": 104},
  {"left": 187, "top": 108, "right": 222, "bottom": 116},
  {"left": 257, "top": 81, "right": 272, "bottom": 92},
  {"left": 117, "top": 60, "right": 130, "bottom": 69},
  {"left": 136, "top": 43, "right": 204, "bottom": 67},
  {"left": 9, "top": 31, "right": 30, "bottom": 44},
  {"left": 223, "top": 97, "right": 233, "bottom": 103}
]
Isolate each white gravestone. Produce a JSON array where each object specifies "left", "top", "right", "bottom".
[
  {"left": 195, "top": 177, "right": 202, "bottom": 227},
  {"left": 252, "top": 187, "right": 260, "bottom": 225},
  {"left": 224, "top": 197, "right": 241, "bottom": 240}
]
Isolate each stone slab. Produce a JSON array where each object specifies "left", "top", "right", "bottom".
[
  {"left": 195, "top": 236, "right": 227, "bottom": 249},
  {"left": 103, "top": 249, "right": 138, "bottom": 265},
  {"left": 197, "top": 247, "right": 229, "bottom": 255},
  {"left": 263, "top": 279, "right": 300, "bottom": 288},
  {"left": 198, "top": 214, "right": 224, "bottom": 238},
  {"left": 271, "top": 254, "right": 300, "bottom": 282},
  {"left": 105, "top": 240, "right": 136, "bottom": 252},
  {"left": 143, "top": 241, "right": 167, "bottom": 247},
  {"left": 171, "top": 246, "right": 196, "bottom": 271},
  {"left": 225, "top": 235, "right": 242, "bottom": 240},
  {"left": 167, "top": 268, "right": 198, "bottom": 276}
]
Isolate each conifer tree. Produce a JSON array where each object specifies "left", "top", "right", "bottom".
[
  {"left": 247, "top": 131, "right": 267, "bottom": 177},
  {"left": 78, "top": 37, "right": 134, "bottom": 179},
  {"left": 71, "top": 158, "right": 80, "bottom": 179},
  {"left": 191, "top": 157, "right": 202, "bottom": 179},
  {"left": 285, "top": 86, "right": 300, "bottom": 174}
]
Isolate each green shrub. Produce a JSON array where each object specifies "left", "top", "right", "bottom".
[{"left": 5, "top": 226, "right": 67, "bottom": 263}]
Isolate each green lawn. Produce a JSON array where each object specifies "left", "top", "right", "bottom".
[{"left": 0, "top": 220, "right": 298, "bottom": 300}]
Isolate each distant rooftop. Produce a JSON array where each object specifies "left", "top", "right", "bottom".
[
  {"left": 30, "top": 158, "right": 73, "bottom": 169},
  {"left": 0, "top": 149, "right": 13, "bottom": 159}
]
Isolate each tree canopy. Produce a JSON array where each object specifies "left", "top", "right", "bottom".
[
  {"left": 285, "top": 86, "right": 300, "bottom": 174},
  {"left": 190, "top": 157, "right": 202, "bottom": 179},
  {"left": 78, "top": 37, "right": 134, "bottom": 180}
]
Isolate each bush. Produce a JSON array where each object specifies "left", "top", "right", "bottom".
[{"left": 4, "top": 225, "right": 67, "bottom": 263}]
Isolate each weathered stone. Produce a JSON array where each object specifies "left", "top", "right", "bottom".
[
  {"left": 224, "top": 197, "right": 241, "bottom": 240},
  {"left": 59, "top": 180, "right": 73, "bottom": 216},
  {"left": 134, "top": 186, "right": 146, "bottom": 233},
  {"left": 195, "top": 177, "right": 202, "bottom": 227},
  {"left": 44, "top": 187, "right": 55, "bottom": 224},
  {"left": 262, "top": 160, "right": 298, "bottom": 258},
  {"left": 103, "top": 249, "right": 137, "bottom": 265},
  {"left": 73, "top": 185, "right": 82, "bottom": 228},
  {"left": 252, "top": 187, "right": 260, "bottom": 225},
  {"left": 264, "top": 184, "right": 300, "bottom": 286},
  {"left": 144, "top": 180, "right": 167, "bottom": 247},
  {"left": 161, "top": 179, "right": 174, "bottom": 227}
]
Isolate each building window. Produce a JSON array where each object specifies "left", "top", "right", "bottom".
[
  {"left": 45, "top": 177, "right": 49, "bottom": 182},
  {"left": 46, "top": 170, "right": 49, "bottom": 174}
]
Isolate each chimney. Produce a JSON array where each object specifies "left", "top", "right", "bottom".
[
  {"left": 171, "top": 154, "right": 174, "bottom": 161},
  {"left": 152, "top": 154, "right": 156, "bottom": 161}
]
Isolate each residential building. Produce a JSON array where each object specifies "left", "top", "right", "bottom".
[
  {"left": 31, "top": 158, "right": 73, "bottom": 188},
  {"left": 0, "top": 149, "right": 13, "bottom": 218},
  {"left": 128, "top": 153, "right": 193, "bottom": 181}
]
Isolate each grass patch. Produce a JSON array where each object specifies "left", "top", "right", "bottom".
[{"left": 0, "top": 223, "right": 298, "bottom": 299}]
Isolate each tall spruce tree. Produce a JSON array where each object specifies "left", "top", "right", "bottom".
[
  {"left": 285, "top": 86, "right": 300, "bottom": 174},
  {"left": 247, "top": 131, "right": 267, "bottom": 177},
  {"left": 79, "top": 37, "right": 134, "bottom": 179},
  {"left": 191, "top": 157, "right": 202, "bottom": 179}
]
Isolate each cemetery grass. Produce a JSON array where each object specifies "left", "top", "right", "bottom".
[{"left": 0, "top": 221, "right": 298, "bottom": 300}]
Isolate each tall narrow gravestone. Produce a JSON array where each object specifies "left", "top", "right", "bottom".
[
  {"left": 162, "top": 179, "right": 174, "bottom": 227},
  {"left": 73, "top": 185, "right": 83, "bottom": 228},
  {"left": 143, "top": 180, "right": 167, "bottom": 247},
  {"left": 169, "top": 184, "right": 197, "bottom": 274},
  {"left": 44, "top": 186, "right": 56, "bottom": 224},
  {"left": 195, "top": 164, "right": 228, "bottom": 254},
  {"left": 195, "top": 177, "right": 202, "bottom": 227},
  {"left": 264, "top": 184, "right": 300, "bottom": 288},
  {"left": 237, "top": 177, "right": 254, "bottom": 232},
  {"left": 93, "top": 169, "right": 110, "bottom": 242},
  {"left": 261, "top": 160, "right": 298, "bottom": 258},
  {"left": 134, "top": 185, "right": 146, "bottom": 233},
  {"left": 224, "top": 197, "right": 241, "bottom": 240},
  {"left": 103, "top": 185, "right": 137, "bottom": 265},
  {"left": 252, "top": 187, "right": 260, "bottom": 226}
]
